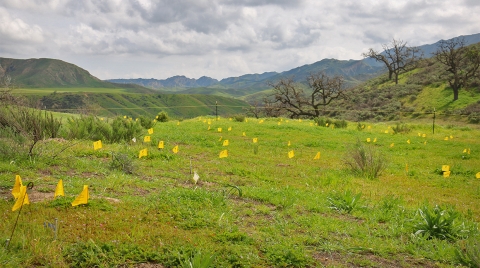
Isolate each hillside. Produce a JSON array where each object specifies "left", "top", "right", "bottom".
[
  {"left": 26, "top": 92, "right": 249, "bottom": 119},
  {"left": 0, "top": 57, "right": 153, "bottom": 93}
]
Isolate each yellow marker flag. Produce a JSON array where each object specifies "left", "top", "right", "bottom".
[
  {"left": 12, "top": 185, "right": 30, "bottom": 211},
  {"left": 299, "top": 119, "right": 302, "bottom": 122},
  {"left": 218, "top": 128, "right": 222, "bottom": 132},
  {"left": 148, "top": 128, "right": 154, "bottom": 134},
  {"left": 138, "top": 148, "right": 148, "bottom": 158},
  {"left": 158, "top": 141, "right": 164, "bottom": 149},
  {"left": 228, "top": 127, "right": 232, "bottom": 131},
  {"left": 367, "top": 126, "right": 371, "bottom": 130},
  {"left": 407, "top": 139, "right": 411, "bottom": 144},
  {"left": 418, "top": 133, "right": 421, "bottom": 137},
  {"left": 278, "top": 122, "right": 281, "bottom": 125},
  {"left": 390, "top": 143, "right": 394, "bottom": 148},
  {"left": 203, "top": 119, "right": 206, "bottom": 123},
  {"left": 259, "top": 120, "right": 264, "bottom": 124},
  {"left": 442, "top": 165, "right": 450, "bottom": 172},
  {"left": 208, "top": 120, "right": 211, "bottom": 125},
  {"left": 366, "top": 138, "right": 371, "bottom": 143},
  {"left": 71, "top": 185, "right": 89, "bottom": 206},
  {"left": 253, "top": 138, "right": 258, "bottom": 143},
  {"left": 219, "top": 150, "right": 228, "bottom": 158},
  {"left": 242, "top": 132, "right": 246, "bottom": 137},
  {"left": 93, "top": 140, "right": 102, "bottom": 150},
  {"left": 422, "top": 134, "right": 426, "bottom": 138},
  {"left": 463, "top": 149, "right": 467, "bottom": 153},
  {"left": 467, "top": 148, "right": 471, "bottom": 155},
  {"left": 229, "top": 118, "right": 232, "bottom": 121},
  {"left": 144, "top": 136, "right": 151, "bottom": 142},
  {"left": 54, "top": 180, "right": 65, "bottom": 199},
  {"left": 326, "top": 123, "right": 329, "bottom": 127},
  {"left": 444, "top": 137, "right": 449, "bottom": 140},
  {"left": 309, "top": 123, "right": 313, "bottom": 126},
  {"left": 288, "top": 141, "right": 291, "bottom": 146},
  {"left": 288, "top": 150, "right": 294, "bottom": 158},
  {"left": 450, "top": 135, "right": 453, "bottom": 139},
  {"left": 223, "top": 140, "right": 229, "bottom": 146},
  {"left": 208, "top": 126, "right": 211, "bottom": 130},
  {"left": 424, "top": 141, "right": 427, "bottom": 145},
  {"left": 373, "top": 138, "right": 377, "bottom": 143},
  {"left": 177, "top": 121, "right": 180, "bottom": 126},
  {"left": 245, "top": 119, "right": 248, "bottom": 122},
  {"left": 443, "top": 170, "right": 451, "bottom": 178},
  {"left": 12, "top": 175, "right": 22, "bottom": 199},
  {"left": 123, "top": 115, "right": 127, "bottom": 119},
  {"left": 172, "top": 145, "right": 179, "bottom": 154},
  {"left": 314, "top": 152, "right": 320, "bottom": 160},
  {"left": 476, "top": 172, "right": 480, "bottom": 179},
  {"left": 384, "top": 130, "right": 389, "bottom": 134}
]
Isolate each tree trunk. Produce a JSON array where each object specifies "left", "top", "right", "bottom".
[{"left": 453, "top": 88, "right": 459, "bottom": 101}]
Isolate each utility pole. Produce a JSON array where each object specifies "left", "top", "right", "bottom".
[
  {"left": 432, "top": 108, "right": 435, "bottom": 134},
  {"left": 215, "top": 101, "right": 218, "bottom": 121}
]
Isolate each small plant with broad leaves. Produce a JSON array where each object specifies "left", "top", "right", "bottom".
[
  {"left": 413, "top": 205, "right": 470, "bottom": 241},
  {"left": 181, "top": 251, "right": 216, "bottom": 268},
  {"left": 327, "top": 190, "right": 362, "bottom": 214}
]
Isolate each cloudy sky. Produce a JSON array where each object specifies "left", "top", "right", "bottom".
[{"left": 1, "top": 0, "right": 479, "bottom": 80}]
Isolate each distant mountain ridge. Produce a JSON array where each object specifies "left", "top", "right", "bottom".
[{"left": 107, "top": 33, "right": 480, "bottom": 93}]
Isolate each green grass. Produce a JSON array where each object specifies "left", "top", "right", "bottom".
[{"left": 1, "top": 116, "right": 479, "bottom": 267}]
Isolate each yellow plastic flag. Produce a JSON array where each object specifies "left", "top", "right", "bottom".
[
  {"left": 288, "top": 141, "right": 291, "bottom": 146},
  {"left": 12, "top": 175, "right": 22, "bottom": 199},
  {"left": 148, "top": 128, "right": 154, "bottom": 134},
  {"left": 384, "top": 130, "right": 389, "bottom": 134},
  {"left": 314, "top": 152, "right": 320, "bottom": 160},
  {"left": 366, "top": 138, "right": 371, "bottom": 143},
  {"left": 219, "top": 150, "right": 228, "bottom": 158},
  {"left": 299, "top": 119, "right": 302, "bottom": 122},
  {"left": 450, "top": 135, "right": 453, "bottom": 139},
  {"left": 138, "top": 148, "right": 148, "bottom": 158},
  {"left": 288, "top": 150, "right": 294, "bottom": 158},
  {"left": 172, "top": 145, "right": 179, "bottom": 154},
  {"left": 93, "top": 140, "right": 102, "bottom": 150},
  {"left": 424, "top": 141, "right": 427, "bottom": 145},
  {"left": 442, "top": 165, "right": 450, "bottom": 172},
  {"left": 463, "top": 149, "right": 467, "bottom": 153},
  {"left": 223, "top": 140, "right": 229, "bottom": 146},
  {"left": 373, "top": 138, "right": 377, "bottom": 143},
  {"left": 158, "top": 141, "right": 164, "bottom": 149},
  {"left": 177, "top": 121, "right": 180, "bottom": 126},
  {"left": 208, "top": 126, "right": 211, "bottom": 130},
  {"left": 100, "top": 117, "right": 104, "bottom": 121},
  {"left": 229, "top": 118, "right": 232, "bottom": 121},
  {"left": 467, "top": 148, "right": 471, "bottom": 155},
  {"left": 144, "top": 136, "right": 151, "bottom": 142},
  {"left": 242, "top": 132, "right": 246, "bottom": 137},
  {"left": 54, "top": 180, "right": 65, "bottom": 199},
  {"left": 245, "top": 119, "right": 248, "bottom": 122},
  {"left": 476, "top": 172, "right": 480, "bottom": 179},
  {"left": 123, "top": 115, "right": 127, "bottom": 119},
  {"left": 390, "top": 143, "right": 394, "bottom": 148},
  {"left": 407, "top": 139, "right": 411, "bottom": 144},
  {"left": 309, "top": 123, "right": 313, "bottom": 126},
  {"left": 422, "top": 134, "right": 426, "bottom": 138},
  {"left": 367, "top": 126, "right": 371, "bottom": 130},
  {"left": 71, "top": 185, "right": 89, "bottom": 206},
  {"left": 208, "top": 120, "right": 211, "bottom": 125},
  {"left": 218, "top": 128, "right": 222, "bottom": 132},
  {"left": 278, "top": 122, "right": 281, "bottom": 126},
  {"left": 326, "top": 123, "right": 329, "bottom": 127},
  {"left": 228, "top": 127, "right": 232, "bottom": 131},
  {"left": 443, "top": 170, "right": 451, "bottom": 178},
  {"left": 418, "top": 133, "right": 421, "bottom": 137},
  {"left": 12, "top": 185, "right": 30, "bottom": 211},
  {"left": 253, "top": 138, "right": 258, "bottom": 143},
  {"left": 444, "top": 137, "right": 449, "bottom": 140}
]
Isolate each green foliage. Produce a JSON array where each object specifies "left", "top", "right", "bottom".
[
  {"left": 344, "top": 141, "right": 386, "bottom": 179},
  {"left": 64, "top": 240, "right": 161, "bottom": 267},
  {"left": 314, "top": 117, "right": 348, "bottom": 128},
  {"left": 156, "top": 111, "right": 169, "bottom": 122},
  {"left": 232, "top": 114, "right": 246, "bottom": 122},
  {"left": 65, "top": 116, "right": 143, "bottom": 143},
  {"left": 181, "top": 251, "right": 216, "bottom": 268},
  {"left": 137, "top": 115, "right": 155, "bottom": 129},
  {"left": 456, "top": 236, "right": 480, "bottom": 268},
  {"left": 392, "top": 122, "right": 411, "bottom": 134},
  {"left": 263, "top": 243, "right": 310, "bottom": 267},
  {"left": 110, "top": 152, "right": 136, "bottom": 174},
  {"left": 413, "top": 205, "right": 471, "bottom": 241},
  {"left": 327, "top": 190, "right": 362, "bottom": 214}
]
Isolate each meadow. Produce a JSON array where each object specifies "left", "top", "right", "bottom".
[{"left": 0, "top": 116, "right": 479, "bottom": 267}]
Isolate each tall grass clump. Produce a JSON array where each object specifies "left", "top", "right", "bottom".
[
  {"left": 392, "top": 122, "right": 411, "bottom": 134},
  {"left": 314, "top": 117, "right": 347, "bottom": 128},
  {"left": 456, "top": 236, "right": 480, "bottom": 268},
  {"left": 344, "top": 141, "right": 386, "bottom": 179},
  {"left": 327, "top": 190, "right": 362, "bottom": 214}
]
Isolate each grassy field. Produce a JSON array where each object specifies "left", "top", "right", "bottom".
[{"left": 0, "top": 117, "right": 479, "bottom": 267}]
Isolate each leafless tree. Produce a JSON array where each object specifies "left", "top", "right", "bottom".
[
  {"left": 244, "top": 100, "right": 263, "bottom": 119},
  {"left": 267, "top": 73, "right": 347, "bottom": 118},
  {"left": 362, "top": 38, "right": 422, "bottom": 84},
  {"left": 433, "top": 38, "right": 480, "bottom": 101}
]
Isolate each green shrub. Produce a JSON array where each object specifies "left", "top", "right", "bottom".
[
  {"left": 344, "top": 141, "right": 386, "bottom": 179},
  {"left": 327, "top": 190, "right": 362, "bottom": 214},
  {"left": 138, "top": 115, "right": 155, "bottom": 129},
  {"left": 156, "top": 111, "right": 169, "bottom": 122},
  {"left": 392, "top": 122, "right": 411, "bottom": 134},
  {"left": 110, "top": 152, "right": 136, "bottom": 174},
  {"left": 232, "top": 114, "right": 246, "bottom": 122}
]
